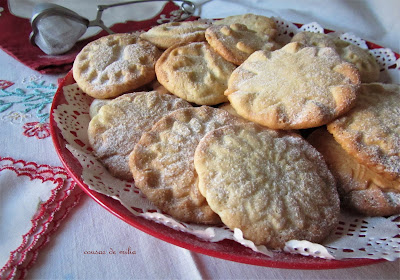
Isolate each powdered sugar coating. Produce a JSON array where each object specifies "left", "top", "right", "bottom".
[
  {"left": 225, "top": 42, "right": 360, "bottom": 129},
  {"left": 308, "top": 128, "right": 400, "bottom": 216},
  {"left": 88, "top": 91, "right": 191, "bottom": 180},
  {"left": 73, "top": 33, "right": 161, "bottom": 99},
  {"left": 129, "top": 106, "right": 244, "bottom": 224},
  {"left": 327, "top": 83, "right": 400, "bottom": 182},
  {"left": 155, "top": 41, "right": 236, "bottom": 105},
  {"left": 89, "top": 98, "right": 111, "bottom": 118},
  {"left": 194, "top": 123, "right": 340, "bottom": 249},
  {"left": 214, "top": 13, "right": 277, "bottom": 38},
  {"left": 291, "top": 31, "right": 380, "bottom": 82},
  {"left": 205, "top": 23, "right": 280, "bottom": 65},
  {"left": 140, "top": 20, "right": 211, "bottom": 49}
]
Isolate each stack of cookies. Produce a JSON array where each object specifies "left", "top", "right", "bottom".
[
  {"left": 72, "top": 13, "right": 399, "bottom": 250},
  {"left": 308, "top": 83, "right": 400, "bottom": 217}
]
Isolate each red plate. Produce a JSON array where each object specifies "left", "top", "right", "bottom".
[
  {"left": 50, "top": 72, "right": 388, "bottom": 270},
  {"left": 50, "top": 33, "right": 399, "bottom": 269}
]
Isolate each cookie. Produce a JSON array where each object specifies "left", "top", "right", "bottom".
[
  {"left": 89, "top": 99, "right": 111, "bottom": 118},
  {"left": 194, "top": 123, "right": 340, "bottom": 249},
  {"left": 140, "top": 20, "right": 210, "bottom": 49},
  {"left": 214, "top": 13, "right": 277, "bottom": 38},
  {"left": 129, "top": 106, "right": 244, "bottom": 224},
  {"left": 155, "top": 42, "right": 236, "bottom": 105},
  {"left": 205, "top": 23, "right": 280, "bottom": 65},
  {"left": 334, "top": 40, "right": 380, "bottom": 83},
  {"left": 290, "top": 31, "right": 337, "bottom": 48},
  {"left": 148, "top": 79, "right": 171, "bottom": 95},
  {"left": 218, "top": 102, "right": 241, "bottom": 117},
  {"left": 73, "top": 33, "right": 161, "bottom": 99},
  {"left": 88, "top": 91, "right": 191, "bottom": 180},
  {"left": 327, "top": 83, "right": 400, "bottom": 183},
  {"left": 291, "top": 31, "right": 380, "bottom": 82},
  {"left": 308, "top": 128, "right": 400, "bottom": 216},
  {"left": 225, "top": 42, "right": 360, "bottom": 129}
]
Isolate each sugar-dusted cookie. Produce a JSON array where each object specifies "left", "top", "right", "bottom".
[
  {"left": 148, "top": 79, "right": 171, "bottom": 95},
  {"left": 89, "top": 98, "right": 111, "bottom": 118},
  {"left": 88, "top": 91, "right": 191, "bottom": 180},
  {"left": 290, "top": 31, "right": 337, "bottom": 48},
  {"left": 334, "top": 40, "right": 380, "bottom": 83},
  {"left": 214, "top": 13, "right": 277, "bottom": 38},
  {"left": 73, "top": 33, "right": 161, "bottom": 99},
  {"left": 218, "top": 102, "right": 241, "bottom": 117},
  {"left": 327, "top": 83, "right": 400, "bottom": 183},
  {"left": 129, "top": 106, "right": 244, "bottom": 224},
  {"left": 194, "top": 123, "right": 340, "bottom": 249},
  {"left": 155, "top": 42, "right": 236, "bottom": 105},
  {"left": 140, "top": 20, "right": 211, "bottom": 49},
  {"left": 225, "top": 42, "right": 360, "bottom": 129},
  {"left": 205, "top": 23, "right": 280, "bottom": 65},
  {"left": 308, "top": 128, "right": 400, "bottom": 216},
  {"left": 291, "top": 31, "right": 380, "bottom": 82}
]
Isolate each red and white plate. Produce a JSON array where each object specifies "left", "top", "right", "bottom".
[{"left": 50, "top": 21, "right": 400, "bottom": 269}]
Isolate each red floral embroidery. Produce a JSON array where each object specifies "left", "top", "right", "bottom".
[
  {"left": 23, "top": 122, "right": 50, "bottom": 139},
  {"left": 0, "top": 80, "right": 14, "bottom": 90}
]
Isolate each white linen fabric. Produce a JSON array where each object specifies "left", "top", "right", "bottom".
[{"left": 29, "top": 196, "right": 400, "bottom": 280}]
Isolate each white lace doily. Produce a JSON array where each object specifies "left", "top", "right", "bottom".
[{"left": 53, "top": 18, "right": 400, "bottom": 261}]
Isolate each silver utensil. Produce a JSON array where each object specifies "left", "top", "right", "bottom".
[{"left": 29, "top": 0, "right": 195, "bottom": 55}]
